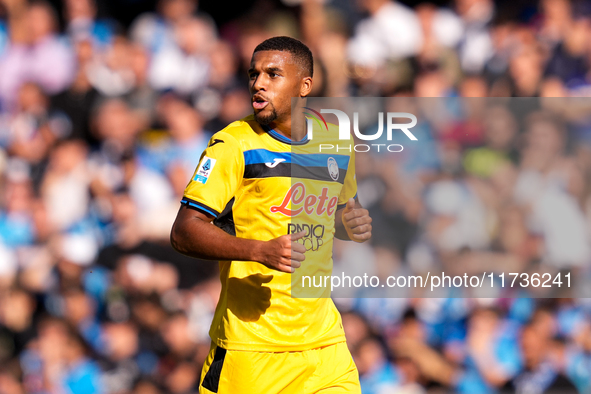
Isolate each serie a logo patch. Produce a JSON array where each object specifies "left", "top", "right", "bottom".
[{"left": 194, "top": 156, "right": 216, "bottom": 184}]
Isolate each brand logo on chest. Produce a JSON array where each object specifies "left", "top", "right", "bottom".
[{"left": 270, "top": 182, "right": 338, "bottom": 217}]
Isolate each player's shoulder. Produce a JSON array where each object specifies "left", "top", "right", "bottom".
[
  {"left": 299, "top": 120, "right": 355, "bottom": 159},
  {"left": 211, "top": 115, "right": 262, "bottom": 146},
  {"left": 305, "top": 120, "right": 344, "bottom": 143}
]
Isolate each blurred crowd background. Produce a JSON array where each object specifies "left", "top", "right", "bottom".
[{"left": 0, "top": 0, "right": 591, "bottom": 393}]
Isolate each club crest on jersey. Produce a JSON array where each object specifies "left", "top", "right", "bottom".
[
  {"left": 327, "top": 157, "right": 339, "bottom": 181},
  {"left": 194, "top": 156, "right": 216, "bottom": 184}
]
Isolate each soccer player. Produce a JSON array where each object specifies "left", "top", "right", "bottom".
[{"left": 170, "top": 36, "right": 372, "bottom": 394}]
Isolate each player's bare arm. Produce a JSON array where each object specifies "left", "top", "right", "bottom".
[
  {"left": 171, "top": 206, "right": 307, "bottom": 273},
  {"left": 334, "top": 197, "right": 372, "bottom": 242}
]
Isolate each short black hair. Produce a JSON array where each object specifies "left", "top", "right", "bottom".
[{"left": 253, "top": 36, "right": 313, "bottom": 77}]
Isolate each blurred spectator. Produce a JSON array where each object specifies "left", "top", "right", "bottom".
[
  {"left": 160, "top": 312, "right": 197, "bottom": 361},
  {"left": 347, "top": 0, "right": 423, "bottom": 68},
  {"left": 148, "top": 16, "right": 216, "bottom": 97},
  {"left": 515, "top": 112, "right": 591, "bottom": 268},
  {"left": 86, "top": 36, "right": 136, "bottom": 97},
  {"left": 0, "top": 361, "right": 24, "bottom": 394},
  {"left": 508, "top": 323, "right": 578, "bottom": 393},
  {"left": 50, "top": 39, "right": 101, "bottom": 146},
  {"left": 341, "top": 311, "right": 371, "bottom": 353},
  {"left": 202, "top": 87, "right": 251, "bottom": 137},
  {"left": 41, "top": 139, "right": 90, "bottom": 232},
  {"left": 354, "top": 336, "right": 400, "bottom": 394},
  {"left": 454, "top": 307, "right": 521, "bottom": 393},
  {"left": 0, "top": 287, "right": 36, "bottom": 362},
  {"left": 536, "top": 0, "right": 573, "bottom": 47},
  {"left": 0, "top": 1, "right": 75, "bottom": 111},
  {"left": 163, "top": 361, "right": 199, "bottom": 393},
  {"left": 462, "top": 104, "right": 519, "bottom": 177},
  {"left": 0, "top": 175, "right": 35, "bottom": 247},
  {"left": 126, "top": 44, "right": 159, "bottom": 130},
  {"left": 4, "top": 83, "right": 65, "bottom": 167},
  {"left": 61, "top": 330, "right": 103, "bottom": 394},
  {"left": 19, "top": 316, "right": 102, "bottom": 394},
  {"left": 64, "top": 0, "right": 116, "bottom": 50},
  {"left": 455, "top": 0, "right": 495, "bottom": 73},
  {"left": 130, "top": 0, "right": 197, "bottom": 55},
  {"left": 88, "top": 98, "right": 142, "bottom": 199},
  {"left": 508, "top": 33, "right": 545, "bottom": 97},
  {"left": 62, "top": 287, "right": 102, "bottom": 351},
  {"left": 393, "top": 357, "right": 426, "bottom": 394},
  {"left": 544, "top": 15, "right": 590, "bottom": 90},
  {"left": 139, "top": 95, "right": 211, "bottom": 182},
  {"left": 100, "top": 321, "right": 141, "bottom": 393}
]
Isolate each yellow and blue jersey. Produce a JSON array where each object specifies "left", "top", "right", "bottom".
[{"left": 182, "top": 115, "right": 357, "bottom": 351}]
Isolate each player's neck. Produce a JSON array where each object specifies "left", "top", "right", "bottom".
[
  {"left": 269, "top": 117, "right": 306, "bottom": 141},
  {"left": 270, "top": 121, "right": 291, "bottom": 139},
  {"left": 268, "top": 118, "right": 306, "bottom": 142}
]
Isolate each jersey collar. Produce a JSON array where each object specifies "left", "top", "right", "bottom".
[{"left": 263, "top": 125, "right": 310, "bottom": 145}]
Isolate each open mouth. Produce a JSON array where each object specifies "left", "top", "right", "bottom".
[{"left": 252, "top": 96, "right": 269, "bottom": 110}]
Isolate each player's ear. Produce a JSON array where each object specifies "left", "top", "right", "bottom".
[{"left": 300, "top": 76, "right": 313, "bottom": 97}]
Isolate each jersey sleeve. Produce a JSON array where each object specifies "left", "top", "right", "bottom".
[
  {"left": 181, "top": 131, "right": 244, "bottom": 218},
  {"left": 337, "top": 149, "right": 357, "bottom": 210}
]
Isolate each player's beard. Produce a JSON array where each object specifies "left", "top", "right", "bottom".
[{"left": 254, "top": 103, "right": 278, "bottom": 126}]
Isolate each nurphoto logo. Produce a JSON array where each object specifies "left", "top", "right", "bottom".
[{"left": 303, "top": 108, "right": 419, "bottom": 153}]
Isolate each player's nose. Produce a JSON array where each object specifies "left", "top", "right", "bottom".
[{"left": 251, "top": 73, "right": 267, "bottom": 93}]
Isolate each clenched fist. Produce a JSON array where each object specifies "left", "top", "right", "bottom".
[
  {"left": 341, "top": 198, "right": 372, "bottom": 242},
  {"left": 255, "top": 230, "right": 307, "bottom": 273}
]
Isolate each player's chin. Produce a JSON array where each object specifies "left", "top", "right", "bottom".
[{"left": 254, "top": 108, "right": 276, "bottom": 125}]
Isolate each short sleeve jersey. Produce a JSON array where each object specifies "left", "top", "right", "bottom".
[{"left": 182, "top": 115, "right": 357, "bottom": 351}]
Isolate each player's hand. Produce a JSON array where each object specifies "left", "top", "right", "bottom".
[
  {"left": 342, "top": 198, "right": 372, "bottom": 242},
  {"left": 257, "top": 230, "right": 307, "bottom": 273}
]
